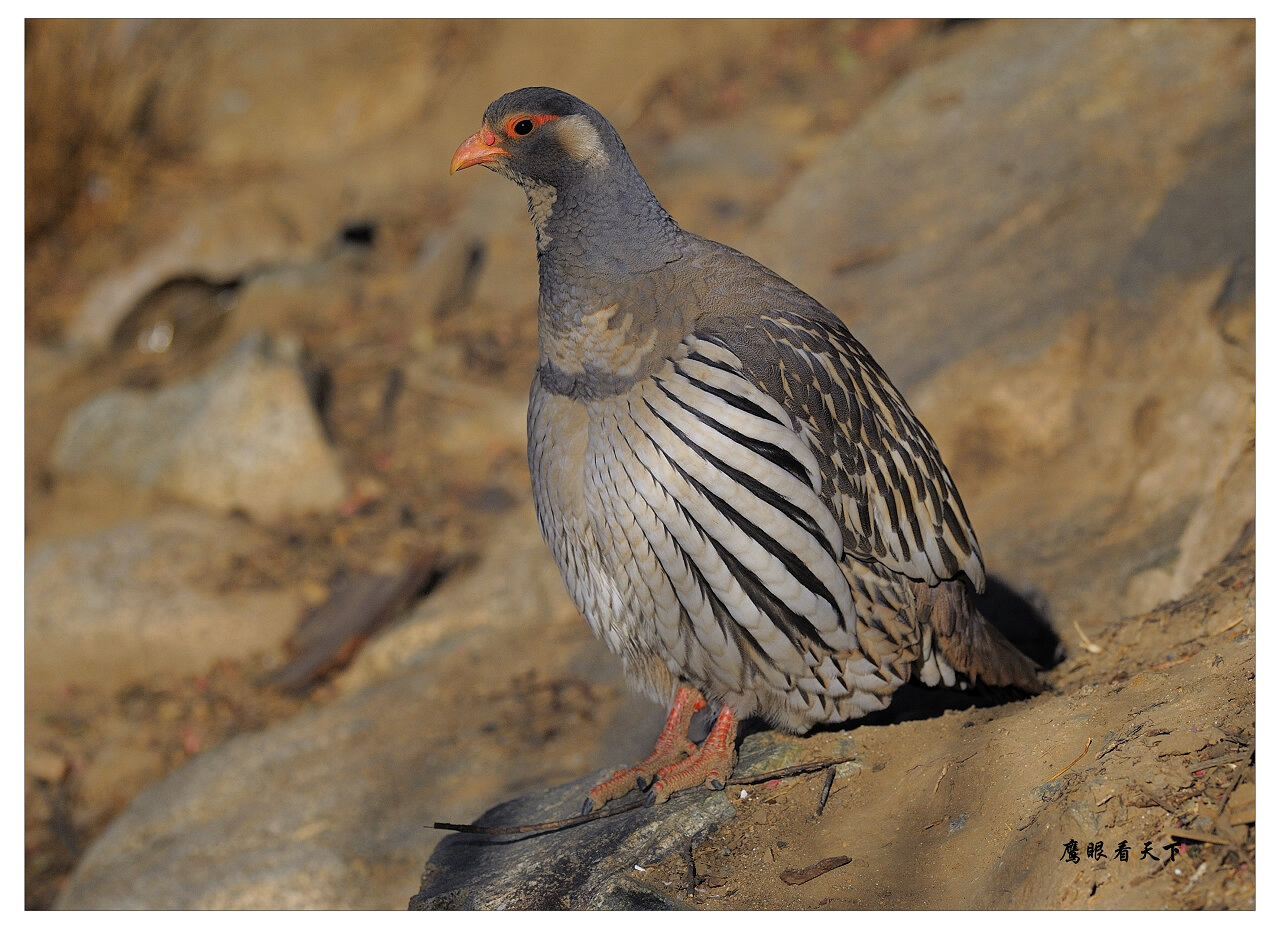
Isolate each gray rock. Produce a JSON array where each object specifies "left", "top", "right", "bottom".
[
  {"left": 55, "top": 505, "right": 662, "bottom": 909},
  {"left": 51, "top": 332, "right": 346, "bottom": 523},
  {"left": 413, "top": 729, "right": 839, "bottom": 910},
  {"left": 25, "top": 508, "right": 301, "bottom": 696},
  {"left": 743, "top": 18, "right": 1255, "bottom": 630},
  {"left": 65, "top": 208, "right": 309, "bottom": 352},
  {"left": 413, "top": 780, "right": 733, "bottom": 910},
  {"left": 746, "top": 19, "right": 1254, "bottom": 392}
]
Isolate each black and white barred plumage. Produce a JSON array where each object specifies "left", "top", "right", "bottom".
[{"left": 455, "top": 86, "right": 1040, "bottom": 805}]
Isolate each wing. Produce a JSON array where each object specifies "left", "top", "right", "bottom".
[{"left": 693, "top": 308, "right": 986, "bottom": 593}]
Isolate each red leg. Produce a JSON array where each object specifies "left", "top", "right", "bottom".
[
  {"left": 648, "top": 703, "right": 738, "bottom": 806},
  {"left": 585, "top": 685, "right": 706, "bottom": 813}
]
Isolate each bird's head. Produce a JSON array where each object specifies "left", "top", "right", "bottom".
[{"left": 450, "top": 86, "right": 621, "bottom": 190}]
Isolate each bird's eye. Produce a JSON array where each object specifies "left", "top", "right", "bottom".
[{"left": 504, "top": 114, "right": 557, "bottom": 138}]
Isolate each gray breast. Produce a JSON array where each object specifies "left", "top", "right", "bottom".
[{"left": 531, "top": 334, "right": 908, "bottom": 730}]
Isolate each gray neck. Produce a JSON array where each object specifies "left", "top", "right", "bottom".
[
  {"left": 530, "top": 165, "right": 684, "bottom": 317},
  {"left": 527, "top": 164, "right": 688, "bottom": 395}
]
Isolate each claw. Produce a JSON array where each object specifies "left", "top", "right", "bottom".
[
  {"left": 582, "top": 686, "right": 708, "bottom": 810},
  {"left": 640, "top": 704, "right": 739, "bottom": 805},
  {"left": 582, "top": 797, "right": 597, "bottom": 816},
  {"left": 585, "top": 689, "right": 741, "bottom": 809}
]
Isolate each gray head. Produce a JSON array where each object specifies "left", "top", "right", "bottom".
[
  {"left": 451, "top": 87, "right": 680, "bottom": 277},
  {"left": 450, "top": 86, "right": 629, "bottom": 190}
]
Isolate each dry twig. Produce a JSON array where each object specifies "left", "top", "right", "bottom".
[
  {"left": 815, "top": 767, "right": 836, "bottom": 816},
  {"left": 432, "top": 797, "right": 648, "bottom": 836},
  {"left": 432, "top": 755, "right": 856, "bottom": 838},
  {"left": 1149, "top": 650, "right": 1200, "bottom": 673},
  {"left": 1095, "top": 724, "right": 1143, "bottom": 761},
  {"left": 1072, "top": 619, "right": 1102, "bottom": 654},
  {"left": 932, "top": 751, "right": 978, "bottom": 794},
  {"left": 779, "top": 856, "right": 851, "bottom": 885},
  {"left": 1047, "top": 737, "right": 1092, "bottom": 782},
  {"left": 1211, "top": 615, "right": 1245, "bottom": 636}
]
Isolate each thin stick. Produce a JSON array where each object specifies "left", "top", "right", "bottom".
[
  {"left": 431, "top": 756, "right": 856, "bottom": 837},
  {"left": 932, "top": 751, "right": 977, "bottom": 795},
  {"left": 1072, "top": 619, "right": 1102, "bottom": 654},
  {"left": 1150, "top": 651, "right": 1198, "bottom": 672},
  {"left": 815, "top": 767, "right": 836, "bottom": 816},
  {"left": 1216, "top": 758, "right": 1250, "bottom": 815},
  {"left": 1193, "top": 750, "right": 1254, "bottom": 770},
  {"left": 1139, "top": 788, "right": 1180, "bottom": 816},
  {"left": 1168, "top": 829, "right": 1230, "bottom": 847},
  {"left": 1046, "top": 737, "right": 1092, "bottom": 782},
  {"left": 432, "top": 797, "right": 647, "bottom": 835},
  {"left": 1207, "top": 759, "right": 1251, "bottom": 860},
  {"left": 1095, "top": 724, "right": 1143, "bottom": 761},
  {"left": 1212, "top": 615, "right": 1244, "bottom": 636},
  {"left": 779, "top": 855, "right": 851, "bottom": 885},
  {"left": 726, "top": 757, "right": 853, "bottom": 786}
]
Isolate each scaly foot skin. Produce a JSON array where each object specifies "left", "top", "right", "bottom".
[
  {"left": 583, "top": 686, "right": 707, "bottom": 814},
  {"left": 647, "top": 704, "right": 738, "bottom": 806}
]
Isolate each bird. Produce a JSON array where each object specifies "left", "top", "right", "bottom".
[{"left": 450, "top": 87, "right": 1042, "bottom": 813}]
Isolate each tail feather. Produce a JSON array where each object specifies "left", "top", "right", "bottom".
[{"left": 916, "top": 579, "right": 1044, "bottom": 693}]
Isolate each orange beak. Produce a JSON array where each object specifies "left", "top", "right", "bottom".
[{"left": 450, "top": 127, "right": 508, "bottom": 175}]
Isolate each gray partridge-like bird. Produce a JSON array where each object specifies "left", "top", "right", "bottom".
[{"left": 451, "top": 87, "right": 1041, "bottom": 811}]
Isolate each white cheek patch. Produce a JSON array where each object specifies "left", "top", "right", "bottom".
[{"left": 555, "top": 114, "right": 609, "bottom": 169}]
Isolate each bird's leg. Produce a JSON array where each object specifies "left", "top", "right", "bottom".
[
  {"left": 584, "top": 685, "right": 706, "bottom": 813},
  {"left": 647, "top": 703, "right": 738, "bottom": 806}
]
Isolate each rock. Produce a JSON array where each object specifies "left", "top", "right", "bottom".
[
  {"left": 25, "top": 508, "right": 301, "bottom": 697},
  {"left": 24, "top": 341, "right": 84, "bottom": 398},
  {"left": 1169, "top": 430, "right": 1255, "bottom": 600},
  {"left": 51, "top": 332, "right": 346, "bottom": 523},
  {"left": 746, "top": 19, "right": 1253, "bottom": 392},
  {"left": 414, "top": 779, "right": 733, "bottom": 911},
  {"left": 746, "top": 18, "right": 1254, "bottom": 631},
  {"left": 445, "top": 179, "right": 540, "bottom": 320},
  {"left": 415, "top": 537, "right": 1254, "bottom": 911},
  {"left": 654, "top": 104, "right": 819, "bottom": 239},
  {"left": 413, "top": 729, "right": 855, "bottom": 910},
  {"left": 54, "top": 505, "right": 662, "bottom": 909},
  {"left": 45, "top": 20, "right": 781, "bottom": 351},
  {"left": 64, "top": 200, "right": 317, "bottom": 351}
]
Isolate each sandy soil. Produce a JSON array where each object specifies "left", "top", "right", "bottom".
[{"left": 631, "top": 531, "right": 1255, "bottom": 910}]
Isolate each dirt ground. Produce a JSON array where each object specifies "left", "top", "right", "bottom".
[
  {"left": 630, "top": 531, "right": 1255, "bottom": 910},
  {"left": 24, "top": 20, "right": 1255, "bottom": 910}
]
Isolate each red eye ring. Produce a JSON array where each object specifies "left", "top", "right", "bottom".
[{"left": 504, "top": 113, "right": 559, "bottom": 138}]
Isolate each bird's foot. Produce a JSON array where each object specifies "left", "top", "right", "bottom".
[
  {"left": 583, "top": 685, "right": 707, "bottom": 814},
  {"left": 583, "top": 748, "right": 693, "bottom": 814},
  {"left": 647, "top": 703, "right": 738, "bottom": 807}
]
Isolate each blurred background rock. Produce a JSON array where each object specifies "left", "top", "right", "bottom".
[{"left": 24, "top": 19, "right": 1253, "bottom": 909}]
